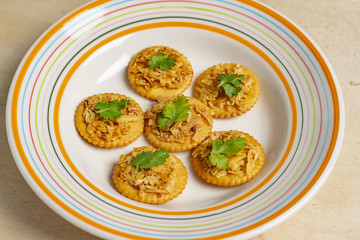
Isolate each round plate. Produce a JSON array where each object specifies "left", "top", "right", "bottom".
[{"left": 6, "top": 0, "right": 345, "bottom": 239}]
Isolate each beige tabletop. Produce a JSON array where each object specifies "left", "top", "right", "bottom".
[{"left": 0, "top": 0, "right": 359, "bottom": 239}]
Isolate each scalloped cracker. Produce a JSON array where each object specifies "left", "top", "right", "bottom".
[
  {"left": 192, "top": 130, "right": 265, "bottom": 186},
  {"left": 128, "top": 46, "right": 193, "bottom": 100},
  {"left": 75, "top": 93, "right": 144, "bottom": 148},
  {"left": 113, "top": 146, "right": 188, "bottom": 204},
  {"left": 194, "top": 63, "right": 260, "bottom": 118},
  {"left": 144, "top": 97, "right": 213, "bottom": 151}
]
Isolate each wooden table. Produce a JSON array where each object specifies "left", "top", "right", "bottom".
[{"left": 1, "top": 0, "right": 358, "bottom": 239}]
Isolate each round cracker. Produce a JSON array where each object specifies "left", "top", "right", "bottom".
[
  {"left": 113, "top": 146, "right": 188, "bottom": 204},
  {"left": 144, "top": 97, "right": 213, "bottom": 151},
  {"left": 75, "top": 93, "right": 144, "bottom": 148},
  {"left": 128, "top": 46, "right": 193, "bottom": 100},
  {"left": 192, "top": 130, "right": 265, "bottom": 186},
  {"left": 194, "top": 63, "right": 260, "bottom": 118}
]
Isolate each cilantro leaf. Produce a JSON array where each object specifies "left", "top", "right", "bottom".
[
  {"left": 94, "top": 99, "right": 130, "bottom": 120},
  {"left": 209, "top": 153, "right": 229, "bottom": 170},
  {"left": 217, "top": 73, "right": 245, "bottom": 98},
  {"left": 131, "top": 148, "right": 170, "bottom": 171},
  {"left": 157, "top": 95, "right": 190, "bottom": 130},
  {"left": 208, "top": 137, "right": 248, "bottom": 170},
  {"left": 148, "top": 52, "right": 176, "bottom": 71},
  {"left": 130, "top": 151, "right": 151, "bottom": 171},
  {"left": 211, "top": 137, "right": 248, "bottom": 155}
]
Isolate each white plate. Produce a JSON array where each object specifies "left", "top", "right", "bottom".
[{"left": 6, "top": 0, "right": 344, "bottom": 239}]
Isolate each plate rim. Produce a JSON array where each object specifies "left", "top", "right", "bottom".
[{"left": 5, "top": 0, "right": 345, "bottom": 239}]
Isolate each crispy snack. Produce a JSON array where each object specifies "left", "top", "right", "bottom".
[
  {"left": 113, "top": 146, "right": 188, "bottom": 204},
  {"left": 128, "top": 46, "right": 193, "bottom": 100},
  {"left": 144, "top": 97, "right": 213, "bottom": 151},
  {"left": 192, "top": 130, "right": 265, "bottom": 186},
  {"left": 75, "top": 93, "right": 144, "bottom": 148},
  {"left": 194, "top": 63, "right": 260, "bottom": 118}
]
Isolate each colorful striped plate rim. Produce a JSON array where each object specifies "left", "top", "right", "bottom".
[{"left": 6, "top": 0, "right": 344, "bottom": 239}]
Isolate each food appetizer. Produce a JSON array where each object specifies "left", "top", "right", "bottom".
[
  {"left": 113, "top": 146, "right": 188, "bottom": 204},
  {"left": 194, "top": 63, "right": 260, "bottom": 118},
  {"left": 144, "top": 95, "right": 213, "bottom": 151},
  {"left": 75, "top": 93, "right": 144, "bottom": 148},
  {"left": 128, "top": 46, "right": 193, "bottom": 100},
  {"left": 192, "top": 130, "right": 265, "bottom": 186}
]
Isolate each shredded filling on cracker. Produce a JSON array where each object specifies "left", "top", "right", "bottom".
[
  {"left": 196, "top": 64, "right": 257, "bottom": 113},
  {"left": 145, "top": 98, "right": 213, "bottom": 143},
  {"left": 192, "top": 132, "right": 262, "bottom": 179},
  {"left": 128, "top": 46, "right": 193, "bottom": 90},
  {"left": 82, "top": 95, "right": 142, "bottom": 142},
  {"left": 117, "top": 147, "right": 173, "bottom": 196}
]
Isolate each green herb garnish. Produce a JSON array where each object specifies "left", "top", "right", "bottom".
[
  {"left": 94, "top": 99, "right": 130, "bottom": 120},
  {"left": 217, "top": 73, "right": 245, "bottom": 98},
  {"left": 157, "top": 95, "right": 190, "bottom": 130},
  {"left": 148, "top": 52, "right": 176, "bottom": 71},
  {"left": 208, "top": 137, "right": 248, "bottom": 170},
  {"left": 131, "top": 148, "right": 170, "bottom": 170}
]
